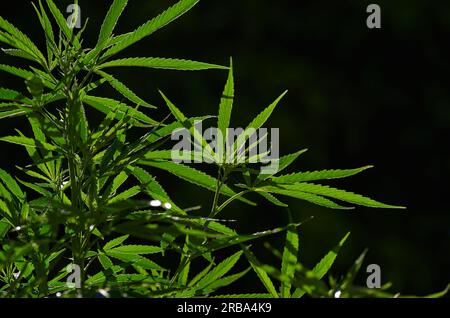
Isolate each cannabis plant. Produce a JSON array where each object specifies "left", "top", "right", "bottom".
[{"left": 0, "top": 0, "right": 444, "bottom": 298}]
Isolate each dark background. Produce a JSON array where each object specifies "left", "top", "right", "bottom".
[{"left": 0, "top": 0, "right": 449, "bottom": 295}]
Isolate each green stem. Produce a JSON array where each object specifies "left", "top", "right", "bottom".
[
  {"left": 216, "top": 190, "right": 251, "bottom": 214},
  {"left": 209, "top": 167, "right": 224, "bottom": 218},
  {"left": 66, "top": 88, "right": 87, "bottom": 292}
]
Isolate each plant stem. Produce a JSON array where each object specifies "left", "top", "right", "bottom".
[
  {"left": 216, "top": 190, "right": 251, "bottom": 214},
  {"left": 65, "top": 86, "right": 87, "bottom": 292},
  {"left": 209, "top": 167, "right": 224, "bottom": 218}
]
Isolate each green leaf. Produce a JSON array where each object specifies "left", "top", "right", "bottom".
[
  {"left": 274, "top": 149, "right": 308, "bottom": 175},
  {"left": 45, "top": 0, "right": 79, "bottom": 47},
  {"left": 341, "top": 249, "right": 368, "bottom": 290},
  {"left": 196, "top": 220, "right": 237, "bottom": 237},
  {"left": 260, "top": 188, "right": 352, "bottom": 210},
  {"left": 98, "top": 253, "right": 114, "bottom": 269},
  {"left": 0, "top": 64, "right": 33, "bottom": 79},
  {"left": 106, "top": 248, "right": 165, "bottom": 271},
  {"left": 128, "top": 166, "right": 183, "bottom": 213},
  {"left": 256, "top": 149, "right": 308, "bottom": 183},
  {"left": 107, "top": 244, "right": 162, "bottom": 255},
  {"left": 0, "top": 102, "right": 19, "bottom": 109},
  {"left": 257, "top": 191, "right": 288, "bottom": 207},
  {"left": 143, "top": 116, "right": 212, "bottom": 144},
  {"left": 159, "top": 90, "right": 187, "bottom": 122},
  {"left": 103, "top": 234, "right": 129, "bottom": 250},
  {"left": 0, "top": 218, "right": 10, "bottom": 239},
  {"left": 0, "top": 109, "right": 28, "bottom": 120},
  {"left": 270, "top": 183, "right": 405, "bottom": 209},
  {"left": 423, "top": 284, "right": 450, "bottom": 298},
  {"left": 272, "top": 166, "right": 374, "bottom": 184},
  {"left": 83, "top": 95, "right": 158, "bottom": 125},
  {"left": 97, "top": 0, "right": 128, "bottom": 49},
  {"left": 243, "top": 247, "right": 279, "bottom": 298},
  {"left": 28, "top": 112, "right": 48, "bottom": 146},
  {"left": 79, "top": 103, "right": 89, "bottom": 144},
  {"left": 101, "top": 0, "right": 200, "bottom": 59},
  {"left": 18, "top": 179, "right": 52, "bottom": 197},
  {"left": 0, "top": 88, "right": 32, "bottom": 103},
  {"left": 33, "top": 0, "right": 56, "bottom": 63},
  {"left": 0, "top": 168, "right": 25, "bottom": 201},
  {"left": 313, "top": 232, "right": 350, "bottom": 279},
  {"left": 159, "top": 91, "right": 217, "bottom": 162},
  {"left": 144, "top": 150, "right": 200, "bottom": 161},
  {"left": 233, "top": 90, "right": 287, "bottom": 157},
  {"left": 204, "top": 268, "right": 250, "bottom": 293},
  {"left": 188, "top": 262, "right": 214, "bottom": 287},
  {"left": 85, "top": 266, "right": 122, "bottom": 286},
  {"left": 212, "top": 293, "right": 272, "bottom": 298},
  {"left": 26, "top": 75, "right": 44, "bottom": 98},
  {"left": 0, "top": 135, "right": 57, "bottom": 151},
  {"left": 132, "top": 257, "right": 165, "bottom": 271},
  {"left": 0, "top": 16, "right": 46, "bottom": 65},
  {"left": 246, "top": 90, "right": 287, "bottom": 130},
  {"left": 0, "top": 199, "right": 12, "bottom": 218},
  {"left": 95, "top": 70, "right": 154, "bottom": 108},
  {"left": 19, "top": 167, "right": 51, "bottom": 183},
  {"left": 292, "top": 232, "right": 350, "bottom": 298},
  {"left": 1, "top": 48, "right": 36, "bottom": 63},
  {"left": 98, "top": 57, "right": 227, "bottom": 71},
  {"left": 29, "top": 67, "right": 56, "bottom": 89},
  {"left": 139, "top": 160, "right": 254, "bottom": 206},
  {"left": 189, "top": 224, "right": 297, "bottom": 261},
  {"left": 107, "top": 185, "right": 141, "bottom": 204},
  {"left": 107, "top": 171, "right": 129, "bottom": 194},
  {"left": 196, "top": 250, "right": 243, "bottom": 289},
  {"left": 280, "top": 224, "right": 299, "bottom": 297},
  {"left": 217, "top": 58, "right": 234, "bottom": 158},
  {"left": 106, "top": 32, "right": 131, "bottom": 48},
  {"left": 178, "top": 255, "right": 190, "bottom": 286}
]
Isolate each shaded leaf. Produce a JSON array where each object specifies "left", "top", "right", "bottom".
[
  {"left": 103, "top": 234, "right": 129, "bottom": 250},
  {"left": 243, "top": 247, "right": 279, "bottom": 298}
]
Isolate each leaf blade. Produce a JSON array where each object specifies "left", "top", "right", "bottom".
[
  {"left": 217, "top": 58, "right": 234, "bottom": 159},
  {"left": 280, "top": 224, "right": 299, "bottom": 297},
  {"left": 0, "top": 168, "right": 25, "bottom": 201},
  {"left": 243, "top": 247, "right": 279, "bottom": 298},
  {"left": 275, "top": 183, "right": 405, "bottom": 209},
  {"left": 95, "top": 70, "right": 154, "bottom": 108},
  {"left": 99, "top": 57, "right": 227, "bottom": 71},
  {"left": 83, "top": 95, "right": 158, "bottom": 125},
  {"left": 196, "top": 250, "right": 243, "bottom": 289},
  {"left": 101, "top": 0, "right": 200, "bottom": 59},
  {"left": 272, "top": 166, "right": 374, "bottom": 184},
  {"left": 97, "top": 0, "right": 128, "bottom": 49},
  {"left": 139, "top": 160, "right": 255, "bottom": 205}
]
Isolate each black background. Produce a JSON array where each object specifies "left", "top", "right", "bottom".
[{"left": 0, "top": 0, "right": 449, "bottom": 295}]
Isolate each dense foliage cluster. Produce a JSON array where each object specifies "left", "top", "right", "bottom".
[{"left": 0, "top": 0, "right": 445, "bottom": 298}]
